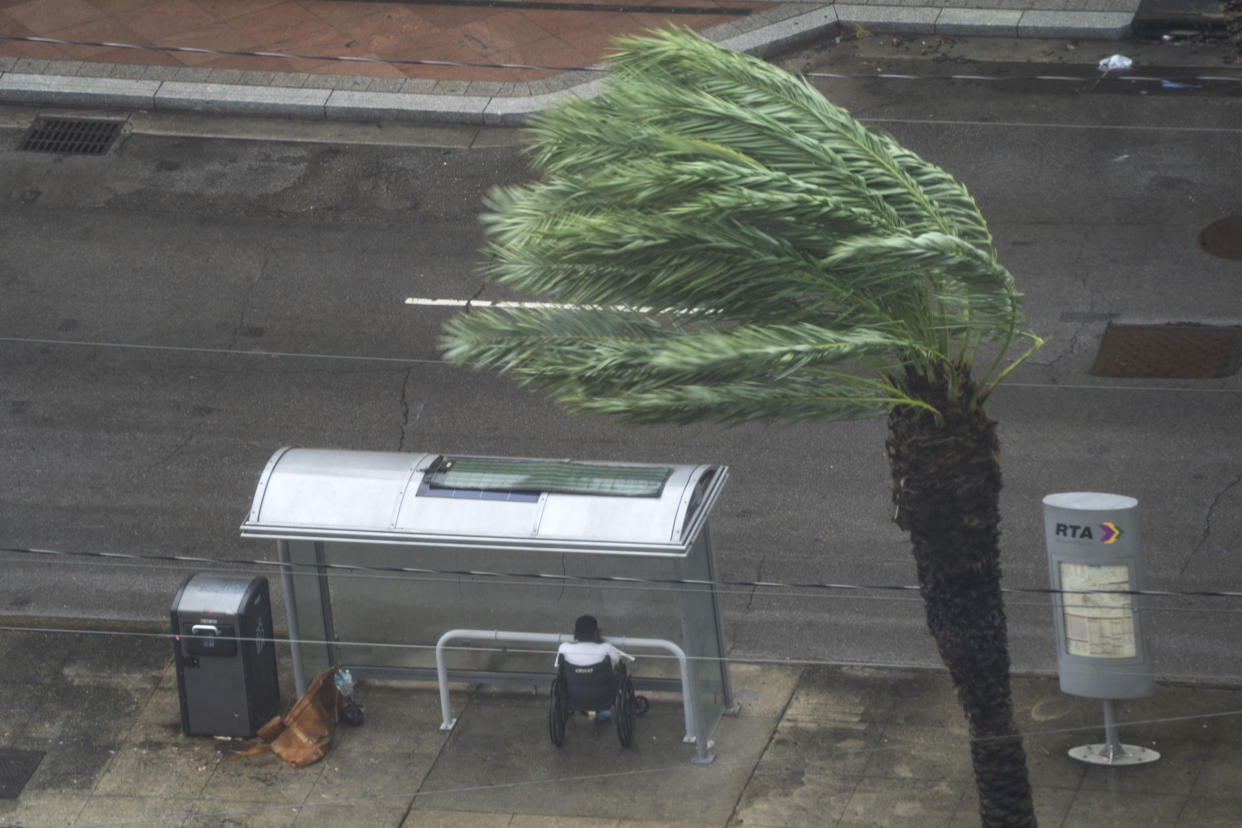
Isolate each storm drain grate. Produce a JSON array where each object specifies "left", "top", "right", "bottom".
[
  {"left": 0, "top": 749, "right": 44, "bottom": 799},
  {"left": 20, "top": 117, "right": 124, "bottom": 155},
  {"left": 1093, "top": 323, "right": 1242, "bottom": 379}
]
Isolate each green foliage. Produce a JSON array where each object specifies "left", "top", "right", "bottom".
[{"left": 442, "top": 27, "right": 1041, "bottom": 425}]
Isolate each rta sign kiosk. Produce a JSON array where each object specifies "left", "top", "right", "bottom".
[{"left": 1043, "top": 492, "right": 1158, "bottom": 765}]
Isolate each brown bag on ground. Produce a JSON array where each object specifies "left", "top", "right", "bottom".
[{"left": 229, "top": 667, "right": 344, "bottom": 769}]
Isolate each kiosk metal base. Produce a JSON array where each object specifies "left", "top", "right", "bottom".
[
  {"left": 1067, "top": 698, "right": 1160, "bottom": 766},
  {"left": 1069, "top": 743, "right": 1160, "bottom": 765}
]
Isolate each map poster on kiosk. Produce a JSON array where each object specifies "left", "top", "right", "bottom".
[{"left": 1059, "top": 562, "right": 1136, "bottom": 659}]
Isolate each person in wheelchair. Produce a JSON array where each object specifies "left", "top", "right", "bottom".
[
  {"left": 549, "top": 615, "right": 643, "bottom": 747},
  {"left": 556, "top": 615, "right": 632, "bottom": 673}
]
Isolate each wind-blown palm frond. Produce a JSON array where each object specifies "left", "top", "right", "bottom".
[
  {"left": 443, "top": 308, "right": 936, "bottom": 423},
  {"left": 442, "top": 26, "right": 1041, "bottom": 423}
]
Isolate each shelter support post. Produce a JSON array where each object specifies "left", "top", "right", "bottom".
[
  {"left": 276, "top": 540, "right": 306, "bottom": 696},
  {"left": 314, "top": 541, "right": 340, "bottom": 669},
  {"left": 283, "top": 539, "right": 333, "bottom": 693},
  {"left": 699, "top": 527, "right": 736, "bottom": 714}
]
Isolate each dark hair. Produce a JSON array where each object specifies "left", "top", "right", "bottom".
[{"left": 573, "top": 614, "right": 598, "bottom": 641}]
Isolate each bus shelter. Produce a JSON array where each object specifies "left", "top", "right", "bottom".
[{"left": 239, "top": 448, "right": 735, "bottom": 759}]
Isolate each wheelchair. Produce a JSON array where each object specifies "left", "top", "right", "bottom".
[{"left": 548, "top": 657, "right": 647, "bottom": 748}]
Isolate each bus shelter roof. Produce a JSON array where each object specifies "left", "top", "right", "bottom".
[{"left": 240, "top": 448, "right": 728, "bottom": 557}]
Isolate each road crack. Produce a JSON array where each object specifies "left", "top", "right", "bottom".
[
  {"left": 227, "top": 249, "right": 269, "bottom": 353},
  {"left": 398, "top": 367, "right": 423, "bottom": 451},
  {"left": 145, "top": 421, "right": 205, "bottom": 472},
  {"left": 744, "top": 551, "right": 768, "bottom": 613},
  {"left": 1180, "top": 471, "right": 1242, "bottom": 576}
]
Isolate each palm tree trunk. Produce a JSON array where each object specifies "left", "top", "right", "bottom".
[
  {"left": 887, "top": 369, "right": 1036, "bottom": 827},
  {"left": 1224, "top": 0, "right": 1242, "bottom": 53}
]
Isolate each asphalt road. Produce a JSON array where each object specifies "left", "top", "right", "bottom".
[{"left": 2, "top": 48, "right": 1240, "bottom": 682}]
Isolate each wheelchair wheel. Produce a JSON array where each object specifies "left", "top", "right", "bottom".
[
  {"left": 548, "top": 674, "right": 568, "bottom": 747},
  {"left": 615, "top": 677, "right": 637, "bottom": 747}
]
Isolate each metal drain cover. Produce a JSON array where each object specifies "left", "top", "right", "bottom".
[
  {"left": 1199, "top": 215, "right": 1242, "bottom": 260},
  {"left": 1093, "top": 323, "right": 1241, "bottom": 379},
  {"left": 0, "top": 749, "right": 44, "bottom": 799},
  {"left": 20, "top": 117, "right": 124, "bottom": 155}
]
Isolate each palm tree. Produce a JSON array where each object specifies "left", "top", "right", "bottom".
[{"left": 441, "top": 27, "right": 1042, "bottom": 826}]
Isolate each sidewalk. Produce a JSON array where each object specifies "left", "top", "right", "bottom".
[
  {"left": 0, "top": 0, "right": 1148, "bottom": 124},
  {"left": 2, "top": 626, "right": 1242, "bottom": 826}
]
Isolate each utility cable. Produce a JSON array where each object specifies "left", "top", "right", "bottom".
[
  {"left": 5, "top": 544, "right": 1242, "bottom": 602},
  {"left": 0, "top": 34, "right": 604, "bottom": 73},
  {"left": 0, "top": 620, "right": 1200, "bottom": 684},
  {"left": 1, "top": 34, "right": 1239, "bottom": 86},
  {"left": 11, "top": 546, "right": 1242, "bottom": 619},
  {"left": 24, "top": 548, "right": 1242, "bottom": 618},
  {"left": 0, "top": 336, "right": 442, "bottom": 365},
  {"left": 0, "top": 619, "right": 1231, "bottom": 696},
  {"left": 4, "top": 338, "right": 1239, "bottom": 394}
]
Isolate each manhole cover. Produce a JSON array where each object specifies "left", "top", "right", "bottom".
[
  {"left": 0, "top": 749, "right": 44, "bottom": 799},
  {"left": 1093, "top": 323, "right": 1242, "bottom": 378},
  {"left": 20, "top": 117, "right": 124, "bottom": 155},
  {"left": 1199, "top": 214, "right": 1242, "bottom": 260}
]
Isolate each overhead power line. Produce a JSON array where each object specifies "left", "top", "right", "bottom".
[
  {"left": 1, "top": 34, "right": 600, "bottom": 73},
  {"left": 5, "top": 544, "right": 1242, "bottom": 602},
  {"left": 3, "top": 337, "right": 1239, "bottom": 394},
  {"left": 0, "top": 620, "right": 1225, "bottom": 685},
  {"left": 1, "top": 34, "right": 1239, "bottom": 86}
]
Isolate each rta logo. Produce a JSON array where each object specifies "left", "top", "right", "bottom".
[{"left": 1055, "top": 522, "right": 1122, "bottom": 543}]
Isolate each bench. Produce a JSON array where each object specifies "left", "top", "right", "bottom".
[{"left": 434, "top": 628, "right": 715, "bottom": 764}]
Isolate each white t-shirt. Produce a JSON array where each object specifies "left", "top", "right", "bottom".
[{"left": 555, "top": 640, "right": 634, "bottom": 668}]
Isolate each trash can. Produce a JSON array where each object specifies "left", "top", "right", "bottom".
[{"left": 171, "top": 574, "right": 280, "bottom": 738}]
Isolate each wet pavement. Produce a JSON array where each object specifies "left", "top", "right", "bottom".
[{"left": 3, "top": 625, "right": 1242, "bottom": 826}]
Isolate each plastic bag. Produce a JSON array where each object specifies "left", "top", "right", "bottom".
[{"left": 1098, "top": 55, "right": 1133, "bottom": 73}]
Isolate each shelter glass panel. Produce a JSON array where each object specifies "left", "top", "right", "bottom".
[
  {"left": 285, "top": 540, "right": 332, "bottom": 679},
  {"left": 677, "top": 531, "right": 728, "bottom": 735},
  {"left": 319, "top": 542, "right": 689, "bottom": 685},
  {"left": 425, "top": 456, "right": 672, "bottom": 498}
]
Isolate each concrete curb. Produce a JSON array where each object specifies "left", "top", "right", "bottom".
[
  {"left": 157, "top": 81, "right": 329, "bottom": 118},
  {"left": 0, "top": 73, "right": 161, "bottom": 109},
  {"left": 0, "top": 6, "right": 1136, "bottom": 126}
]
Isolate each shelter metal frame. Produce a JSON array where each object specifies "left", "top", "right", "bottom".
[{"left": 240, "top": 448, "right": 737, "bottom": 760}]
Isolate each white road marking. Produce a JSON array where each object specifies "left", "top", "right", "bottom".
[
  {"left": 405, "top": 298, "right": 582, "bottom": 310},
  {"left": 404, "top": 297, "right": 670, "bottom": 313}
]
